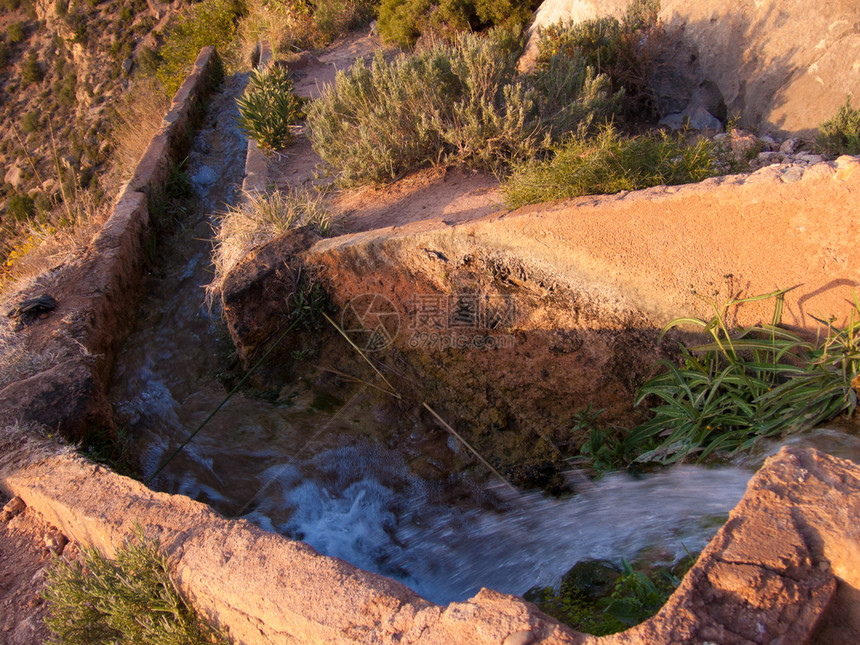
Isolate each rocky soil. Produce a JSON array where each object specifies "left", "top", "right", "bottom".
[
  {"left": 0, "top": 0, "right": 184, "bottom": 263},
  {"left": 0, "top": 493, "right": 74, "bottom": 645}
]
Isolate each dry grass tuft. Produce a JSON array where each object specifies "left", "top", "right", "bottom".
[
  {"left": 110, "top": 77, "right": 171, "bottom": 181},
  {"left": 206, "top": 188, "right": 338, "bottom": 308},
  {"left": 0, "top": 315, "right": 60, "bottom": 390}
]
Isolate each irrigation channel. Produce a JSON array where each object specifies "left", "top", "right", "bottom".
[{"left": 108, "top": 72, "right": 860, "bottom": 607}]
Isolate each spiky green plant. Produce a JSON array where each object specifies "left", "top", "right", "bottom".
[
  {"left": 626, "top": 290, "right": 860, "bottom": 464},
  {"left": 236, "top": 65, "right": 303, "bottom": 152},
  {"left": 42, "top": 530, "right": 228, "bottom": 644}
]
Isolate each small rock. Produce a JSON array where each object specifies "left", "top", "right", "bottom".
[
  {"left": 779, "top": 137, "right": 800, "bottom": 154},
  {"left": 797, "top": 153, "right": 824, "bottom": 165},
  {"left": 780, "top": 167, "right": 805, "bottom": 183},
  {"left": 44, "top": 530, "right": 68, "bottom": 556},
  {"left": 4, "top": 164, "right": 24, "bottom": 188},
  {"left": 757, "top": 151, "right": 783, "bottom": 165},
  {"left": 759, "top": 134, "right": 778, "bottom": 150},
  {"left": 122, "top": 57, "right": 134, "bottom": 76},
  {"left": 2, "top": 497, "right": 26, "bottom": 518},
  {"left": 504, "top": 630, "right": 534, "bottom": 645}
]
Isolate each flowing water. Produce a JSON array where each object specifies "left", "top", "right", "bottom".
[{"left": 108, "top": 75, "right": 860, "bottom": 606}]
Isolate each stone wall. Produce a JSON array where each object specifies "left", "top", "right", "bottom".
[
  {"left": 0, "top": 47, "right": 221, "bottom": 439},
  {"left": 1, "top": 421, "right": 857, "bottom": 644}
]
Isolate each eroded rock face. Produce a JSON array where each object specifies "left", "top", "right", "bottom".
[
  {"left": 220, "top": 227, "right": 321, "bottom": 365},
  {"left": 523, "top": 0, "right": 860, "bottom": 137}
]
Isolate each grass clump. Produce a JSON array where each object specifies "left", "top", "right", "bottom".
[
  {"left": 0, "top": 314, "right": 61, "bottom": 389},
  {"left": 43, "top": 531, "right": 228, "bottom": 645},
  {"left": 503, "top": 125, "right": 718, "bottom": 208},
  {"left": 7, "top": 21, "right": 24, "bottom": 43},
  {"left": 626, "top": 290, "right": 860, "bottom": 465},
  {"left": 208, "top": 188, "right": 336, "bottom": 301},
  {"left": 109, "top": 77, "right": 171, "bottom": 179},
  {"left": 817, "top": 96, "right": 860, "bottom": 156},
  {"left": 236, "top": 65, "right": 303, "bottom": 152},
  {"left": 307, "top": 29, "right": 618, "bottom": 185}
]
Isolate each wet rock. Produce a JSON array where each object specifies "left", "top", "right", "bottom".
[{"left": 560, "top": 559, "right": 620, "bottom": 601}]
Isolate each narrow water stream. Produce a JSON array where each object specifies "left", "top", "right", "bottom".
[{"left": 108, "top": 74, "right": 860, "bottom": 607}]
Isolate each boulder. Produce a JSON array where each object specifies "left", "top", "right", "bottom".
[
  {"left": 523, "top": 0, "right": 860, "bottom": 137},
  {"left": 220, "top": 227, "right": 321, "bottom": 365}
]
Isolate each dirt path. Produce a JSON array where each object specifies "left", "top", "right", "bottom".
[
  {"left": 0, "top": 493, "right": 75, "bottom": 644},
  {"left": 267, "top": 29, "right": 507, "bottom": 233}
]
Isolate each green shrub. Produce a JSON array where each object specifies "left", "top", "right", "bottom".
[
  {"left": 136, "top": 45, "right": 160, "bottom": 76},
  {"left": 535, "top": 0, "right": 664, "bottom": 120},
  {"left": 312, "top": 0, "right": 373, "bottom": 42},
  {"left": 54, "top": 69, "right": 77, "bottom": 106},
  {"left": 237, "top": 65, "right": 303, "bottom": 152},
  {"left": 0, "top": 40, "right": 8, "bottom": 69},
  {"left": 1, "top": 0, "right": 22, "bottom": 11},
  {"left": 7, "top": 193, "right": 34, "bottom": 220},
  {"left": 817, "top": 96, "right": 860, "bottom": 155},
  {"left": 377, "top": 0, "right": 539, "bottom": 48},
  {"left": 42, "top": 531, "right": 228, "bottom": 645},
  {"left": 156, "top": 0, "right": 243, "bottom": 96},
  {"left": 7, "top": 21, "right": 24, "bottom": 43},
  {"left": 503, "top": 125, "right": 717, "bottom": 208},
  {"left": 20, "top": 50, "right": 43, "bottom": 84},
  {"left": 119, "top": 5, "right": 132, "bottom": 21},
  {"left": 625, "top": 290, "right": 860, "bottom": 465},
  {"left": 54, "top": 0, "right": 68, "bottom": 18},
  {"left": 307, "top": 30, "right": 616, "bottom": 185},
  {"left": 21, "top": 110, "right": 38, "bottom": 132}
]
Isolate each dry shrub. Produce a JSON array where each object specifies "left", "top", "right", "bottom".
[{"left": 110, "top": 77, "right": 170, "bottom": 180}]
